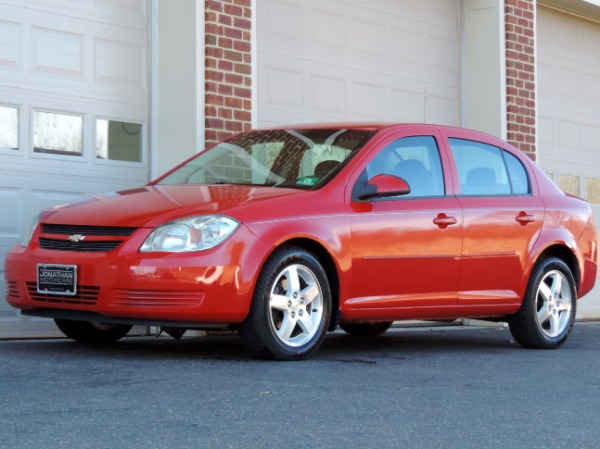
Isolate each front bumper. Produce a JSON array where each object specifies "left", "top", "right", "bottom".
[{"left": 5, "top": 225, "right": 266, "bottom": 324}]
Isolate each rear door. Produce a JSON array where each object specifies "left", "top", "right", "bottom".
[
  {"left": 444, "top": 132, "right": 544, "bottom": 306},
  {"left": 346, "top": 131, "right": 462, "bottom": 318}
]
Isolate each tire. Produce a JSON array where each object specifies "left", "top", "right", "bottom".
[
  {"left": 55, "top": 319, "right": 132, "bottom": 344},
  {"left": 339, "top": 321, "right": 393, "bottom": 337},
  {"left": 508, "top": 257, "right": 576, "bottom": 349},
  {"left": 239, "top": 246, "right": 332, "bottom": 360}
]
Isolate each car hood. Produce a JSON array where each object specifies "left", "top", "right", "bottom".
[{"left": 41, "top": 185, "right": 305, "bottom": 228}]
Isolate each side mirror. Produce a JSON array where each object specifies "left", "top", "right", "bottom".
[{"left": 356, "top": 174, "right": 411, "bottom": 200}]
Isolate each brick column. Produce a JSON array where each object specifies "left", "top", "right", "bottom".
[
  {"left": 205, "top": 0, "right": 252, "bottom": 145},
  {"left": 505, "top": 0, "right": 536, "bottom": 160}
]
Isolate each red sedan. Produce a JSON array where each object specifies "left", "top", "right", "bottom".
[{"left": 5, "top": 124, "right": 598, "bottom": 360}]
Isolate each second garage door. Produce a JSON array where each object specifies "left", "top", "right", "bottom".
[
  {"left": 537, "top": 6, "right": 600, "bottom": 318},
  {"left": 256, "top": 0, "right": 460, "bottom": 127}
]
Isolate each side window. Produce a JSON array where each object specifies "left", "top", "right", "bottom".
[
  {"left": 503, "top": 151, "right": 530, "bottom": 194},
  {"left": 449, "top": 138, "right": 529, "bottom": 196},
  {"left": 365, "top": 136, "right": 445, "bottom": 198}
]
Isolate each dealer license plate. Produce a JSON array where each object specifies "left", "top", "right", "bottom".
[{"left": 37, "top": 264, "right": 77, "bottom": 296}]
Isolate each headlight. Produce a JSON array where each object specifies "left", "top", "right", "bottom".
[
  {"left": 140, "top": 215, "right": 240, "bottom": 252},
  {"left": 20, "top": 213, "right": 41, "bottom": 246}
]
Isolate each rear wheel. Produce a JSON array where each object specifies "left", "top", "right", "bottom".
[
  {"left": 55, "top": 319, "right": 132, "bottom": 344},
  {"left": 508, "top": 257, "right": 576, "bottom": 349},
  {"left": 340, "top": 321, "right": 393, "bottom": 337},
  {"left": 239, "top": 246, "right": 331, "bottom": 360}
]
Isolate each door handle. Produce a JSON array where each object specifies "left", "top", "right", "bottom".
[
  {"left": 515, "top": 212, "right": 536, "bottom": 225},
  {"left": 433, "top": 213, "right": 457, "bottom": 229}
]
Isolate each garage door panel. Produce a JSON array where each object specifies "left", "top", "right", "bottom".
[
  {"left": 428, "top": 34, "right": 458, "bottom": 74},
  {"left": 350, "top": 81, "right": 387, "bottom": 121},
  {"left": 260, "top": 64, "right": 304, "bottom": 112},
  {"left": 390, "top": 27, "right": 422, "bottom": 67},
  {"left": 32, "top": 27, "right": 85, "bottom": 79},
  {"left": 95, "top": 37, "right": 147, "bottom": 90},
  {"left": 309, "top": 8, "right": 346, "bottom": 54},
  {"left": 259, "top": 0, "right": 303, "bottom": 47},
  {"left": 426, "top": 91, "right": 459, "bottom": 125},
  {"left": 390, "top": 88, "right": 424, "bottom": 122},
  {"left": 0, "top": 20, "right": 22, "bottom": 71},
  {"left": 583, "top": 123, "right": 600, "bottom": 155},
  {"left": 310, "top": 74, "right": 347, "bottom": 118},
  {"left": 583, "top": 73, "right": 600, "bottom": 103},
  {"left": 583, "top": 21, "right": 600, "bottom": 57}
]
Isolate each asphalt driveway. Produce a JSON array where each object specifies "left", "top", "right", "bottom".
[{"left": 1, "top": 322, "right": 600, "bottom": 449}]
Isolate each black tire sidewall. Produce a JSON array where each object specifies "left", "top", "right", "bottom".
[
  {"left": 245, "top": 247, "right": 332, "bottom": 360},
  {"left": 514, "top": 257, "right": 577, "bottom": 348}
]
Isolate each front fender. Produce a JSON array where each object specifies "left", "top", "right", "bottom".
[{"left": 245, "top": 214, "right": 351, "bottom": 298}]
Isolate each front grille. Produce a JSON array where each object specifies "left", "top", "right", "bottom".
[
  {"left": 26, "top": 282, "right": 100, "bottom": 305},
  {"left": 42, "top": 224, "right": 136, "bottom": 236},
  {"left": 38, "top": 224, "right": 138, "bottom": 252},
  {"left": 6, "top": 280, "right": 19, "bottom": 299},
  {"left": 39, "top": 238, "right": 122, "bottom": 252}
]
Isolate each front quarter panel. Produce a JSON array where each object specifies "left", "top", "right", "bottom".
[{"left": 243, "top": 194, "right": 351, "bottom": 302}]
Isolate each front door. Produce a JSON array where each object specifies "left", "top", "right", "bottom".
[{"left": 346, "top": 134, "right": 462, "bottom": 320}]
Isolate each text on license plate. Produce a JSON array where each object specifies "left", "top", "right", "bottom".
[{"left": 37, "top": 264, "right": 77, "bottom": 296}]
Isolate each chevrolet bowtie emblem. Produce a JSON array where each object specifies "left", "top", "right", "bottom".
[{"left": 67, "top": 234, "right": 86, "bottom": 243}]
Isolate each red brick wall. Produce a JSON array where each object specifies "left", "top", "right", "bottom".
[
  {"left": 205, "top": 0, "right": 252, "bottom": 145},
  {"left": 505, "top": 0, "right": 536, "bottom": 160}
]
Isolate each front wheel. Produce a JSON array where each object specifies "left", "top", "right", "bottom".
[
  {"left": 508, "top": 257, "right": 576, "bottom": 349},
  {"left": 55, "top": 319, "right": 132, "bottom": 344},
  {"left": 239, "top": 246, "right": 331, "bottom": 360}
]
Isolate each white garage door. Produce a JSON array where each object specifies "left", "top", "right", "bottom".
[
  {"left": 0, "top": 0, "right": 150, "bottom": 337},
  {"left": 257, "top": 0, "right": 460, "bottom": 127},
  {"left": 538, "top": 7, "right": 600, "bottom": 318}
]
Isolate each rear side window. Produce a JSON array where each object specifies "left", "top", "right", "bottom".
[
  {"left": 503, "top": 151, "right": 530, "bottom": 194},
  {"left": 449, "top": 138, "right": 530, "bottom": 196}
]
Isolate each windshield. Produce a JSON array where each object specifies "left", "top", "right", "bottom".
[{"left": 157, "top": 128, "right": 376, "bottom": 189}]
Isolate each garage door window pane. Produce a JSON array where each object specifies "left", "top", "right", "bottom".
[
  {"left": 586, "top": 178, "right": 600, "bottom": 204},
  {"left": 96, "top": 119, "right": 142, "bottom": 163},
  {"left": 33, "top": 111, "right": 83, "bottom": 156},
  {"left": 558, "top": 174, "right": 580, "bottom": 197},
  {"left": 0, "top": 106, "right": 18, "bottom": 150}
]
